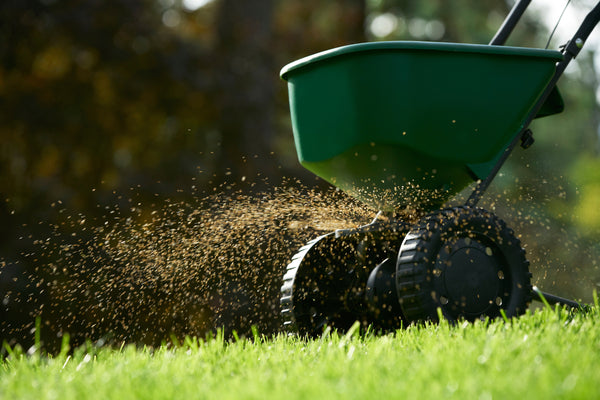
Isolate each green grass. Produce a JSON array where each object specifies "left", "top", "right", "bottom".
[{"left": 2, "top": 304, "right": 600, "bottom": 400}]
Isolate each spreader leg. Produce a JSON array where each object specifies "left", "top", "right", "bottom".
[{"left": 532, "top": 286, "right": 586, "bottom": 309}]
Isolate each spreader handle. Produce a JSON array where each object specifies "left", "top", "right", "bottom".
[
  {"left": 468, "top": 2, "right": 600, "bottom": 208},
  {"left": 559, "top": 1, "right": 600, "bottom": 64},
  {"left": 489, "top": 0, "right": 531, "bottom": 46}
]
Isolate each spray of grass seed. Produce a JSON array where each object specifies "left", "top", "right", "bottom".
[
  {"left": 5, "top": 175, "right": 598, "bottom": 352},
  {"left": 28, "top": 185, "right": 375, "bottom": 348}
]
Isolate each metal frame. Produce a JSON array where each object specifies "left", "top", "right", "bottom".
[{"left": 467, "top": 0, "right": 600, "bottom": 208}]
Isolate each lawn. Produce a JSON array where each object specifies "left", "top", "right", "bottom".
[{"left": 2, "top": 301, "right": 599, "bottom": 400}]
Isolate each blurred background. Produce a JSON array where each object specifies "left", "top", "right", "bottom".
[{"left": 1, "top": 0, "right": 599, "bottom": 350}]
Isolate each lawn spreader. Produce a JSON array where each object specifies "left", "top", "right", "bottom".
[{"left": 279, "top": 0, "right": 599, "bottom": 336}]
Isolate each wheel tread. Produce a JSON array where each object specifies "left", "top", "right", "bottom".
[{"left": 396, "top": 206, "right": 533, "bottom": 324}]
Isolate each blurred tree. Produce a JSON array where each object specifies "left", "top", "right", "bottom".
[
  {"left": 0, "top": 0, "right": 218, "bottom": 348},
  {"left": 0, "top": 0, "right": 371, "bottom": 348},
  {"left": 212, "top": 0, "right": 367, "bottom": 184},
  {"left": 364, "top": 0, "right": 545, "bottom": 44},
  {"left": 213, "top": 0, "right": 276, "bottom": 183}
]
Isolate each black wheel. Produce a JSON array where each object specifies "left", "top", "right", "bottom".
[
  {"left": 396, "top": 207, "right": 532, "bottom": 323},
  {"left": 281, "top": 224, "right": 407, "bottom": 336},
  {"left": 281, "top": 234, "right": 361, "bottom": 336}
]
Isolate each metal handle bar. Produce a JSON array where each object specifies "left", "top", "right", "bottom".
[
  {"left": 489, "top": 0, "right": 532, "bottom": 46},
  {"left": 490, "top": 0, "right": 600, "bottom": 50},
  {"left": 564, "top": 0, "right": 600, "bottom": 58}
]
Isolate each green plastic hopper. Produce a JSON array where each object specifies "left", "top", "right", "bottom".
[{"left": 281, "top": 41, "right": 563, "bottom": 211}]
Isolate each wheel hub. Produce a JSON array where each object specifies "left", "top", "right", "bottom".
[
  {"left": 438, "top": 237, "right": 503, "bottom": 316},
  {"left": 365, "top": 258, "right": 404, "bottom": 329}
]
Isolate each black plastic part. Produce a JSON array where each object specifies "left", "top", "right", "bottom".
[
  {"left": 281, "top": 222, "right": 408, "bottom": 336},
  {"left": 396, "top": 207, "right": 532, "bottom": 323},
  {"left": 535, "top": 87, "right": 564, "bottom": 118},
  {"left": 520, "top": 129, "right": 535, "bottom": 149},
  {"left": 365, "top": 258, "right": 404, "bottom": 330},
  {"left": 281, "top": 233, "right": 360, "bottom": 336}
]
